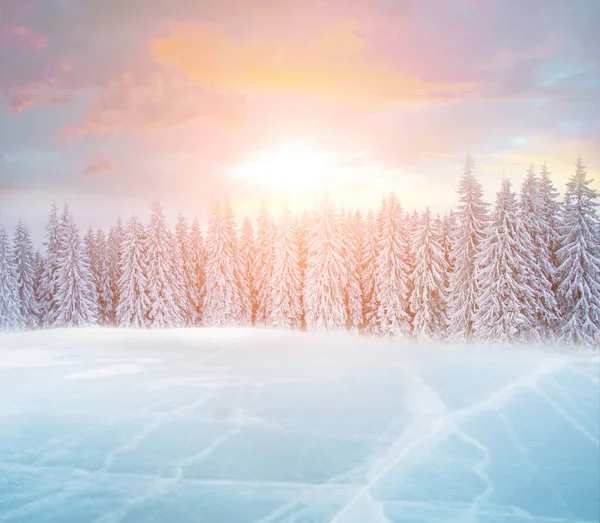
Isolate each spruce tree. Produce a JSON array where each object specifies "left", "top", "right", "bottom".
[
  {"left": 53, "top": 210, "right": 98, "bottom": 327},
  {"left": 343, "top": 210, "right": 363, "bottom": 332},
  {"left": 447, "top": 156, "right": 488, "bottom": 341},
  {"left": 203, "top": 201, "right": 245, "bottom": 327},
  {"left": 106, "top": 218, "right": 124, "bottom": 324},
  {"left": 189, "top": 217, "right": 205, "bottom": 325},
  {"left": 474, "top": 179, "right": 533, "bottom": 342},
  {"left": 0, "top": 222, "right": 24, "bottom": 331},
  {"left": 95, "top": 229, "right": 112, "bottom": 325},
  {"left": 239, "top": 217, "right": 257, "bottom": 324},
  {"left": 145, "top": 201, "right": 183, "bottom": 327},
  {"left": 174, "top": 215, "right": 195, "bottom": 325},
  {"left": 13, "top": 220, "right": 40, "bottom": 328},
  {"left": 373, "top": 194, "right": 412, "bottom": 337},
  {"left": 254, "top": 202, "right": 276, "bottom": 326},
  {"left": 116, "top": 216, "right": 149, "bottom": 328},
  {"left": 410, "top": 209, "right": 449, "bottom": 340},
  {"left": 519, "top": 167, "right": 559, "bottom": 339},
  {"left": 270, "top": 207, "right": 303, "bottom": 329},
  {"left": 83, "top": 227, "right": 100, "bottom": 313},
  {"left": 556, "top": 158, "right": 600, "bottom": 347},
  {"left": 38, "top": 203, "right": 61, "bottom": 327},
  {"left": 360, "top": 210, "right": 379, "bottom": 334},
  {"left": 304, "top": 197, "right": 348, "bottom": 331},
  {"left": 539, "top": 164, "right": 562, "bottom": 292}
]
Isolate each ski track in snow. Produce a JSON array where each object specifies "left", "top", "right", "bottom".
[{"left": 0, "top": 329, "right": 598, "bottom": 523}]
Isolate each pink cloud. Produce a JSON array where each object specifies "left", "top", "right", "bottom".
[
  {"left": 9, "top": 26, "right": 46, "bottom": 49},
  {"left": 68, "top": 71, "right": 245, "bottom": 138}
]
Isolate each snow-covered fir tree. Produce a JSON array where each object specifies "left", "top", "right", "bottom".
[
  {"left": 116, "top": 216, "right": 149, "bottom": 328},
  {"left": 343, "top": 210, "right": 363, "bottom": 332},
  {"left": 239, "top": 217, "right": 257, "bottom": 324},
  {"left": 254, "top": 202, "right": 276, "bottom": 326},
  {"left": 556, "top": 159, "right": 600, "bottom": 347},
  {"left": 269, "top": 207, "right": 303, "bottom": 329},
  {"left": 13, "top": 220, "right": 40, "bottom": 328},
  {"left": 189, "top": 217, "right": 205, "bottom": 325},
  {"left": 297, "top": 209, "right": 312, "bottom": 330},
  {"left": 447, "top": 156, "right": 488, "bottom": 341},
  {"left": 38, "top": 203, "right": 61, "bottom": 327},
  {"left": 145, "top": 201, "right": 184, "bottom": 327},
  {"left": 94, "top": 229, "right": 112, "bottom": 325},
  {"left": 203, "top": 200, "right": 245, "bottom": 327},
  {"left": 373, "top": 194, "right": 412, "bottom": 337},
  {"left": 410, "top": 209, "right": 448, "bottom": 340},
  {"left": 474, "top": 179, "right": 534, "bottom": 342},
  {"left": 53, "top": 209, "right": 98, "bottom": 327},
  {"left": 360, "top": 210, "right": 379, "bottom": 334},
  {"left": 33, "top": 249, "right": 44, "bottom": 316},
  {"left": 539, "top": 164, "right": 562, "bottom": 290},
  {"left": 174, "top": 215, "right": 195, "bottom": 325},
  {"left": 83, "top": 227, "right": 100, "bottom": 312},
  {"left": 519, "top": 167, "right": 559, "bottom": 338},
  {"left": 441, "top": 210, "right": 455, "bottom": 275},
  {"left": 233, "top": 208, "right": 253, "bottom": 326},
  {"left": 0, "top": 222, "right": 24, "bottom": 331},
  {"left": 304, "top": 197, "right": 348, "bottom": 331},
  {"left": 105, "top": 218, "right": 124, "bottom": 324}
]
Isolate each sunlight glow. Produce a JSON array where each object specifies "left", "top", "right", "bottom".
[{"left": 229, "top": 142, "right": 337, "bottom": 190}]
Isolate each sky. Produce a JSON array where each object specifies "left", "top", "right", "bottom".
[{"left": 0, "top": 0, "right": 599, "bottom": 242}]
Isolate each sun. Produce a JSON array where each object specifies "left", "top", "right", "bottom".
[{"left": 229, "top": 141, "right": 336, "bottom": 190}]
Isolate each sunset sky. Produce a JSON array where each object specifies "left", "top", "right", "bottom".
[{"left": 0, "top": 0, "right": 599, "bottom": 240}]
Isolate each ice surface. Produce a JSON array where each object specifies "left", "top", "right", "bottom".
[{"left": 0, "top": 329, "right": 598, "bottom": 523}]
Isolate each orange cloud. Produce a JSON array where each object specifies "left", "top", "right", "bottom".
[{"left": 151, "top": 20, "right": 474, "bottom": 103}]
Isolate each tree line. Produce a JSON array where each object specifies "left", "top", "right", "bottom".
[{"left": 0, "top": 157, "right": 599, "bottom": 348}]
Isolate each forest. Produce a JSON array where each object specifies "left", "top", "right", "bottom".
[{"left": 1, "top": 157, "right": 599, "bottom": 348}]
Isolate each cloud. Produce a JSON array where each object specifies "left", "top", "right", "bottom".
[
  {"left": 84, "top": 152, "right": 114, "bottom": 177},
  {"left": 68, "top": 71, "right": 245, "bottom": 137},
  {"left": 151, "top": 20, "right": 476, "bottom": 103}
]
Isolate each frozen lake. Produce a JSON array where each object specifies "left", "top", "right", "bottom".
[{"left": 0, "top": 329, "right": 598, "bottom": 523}]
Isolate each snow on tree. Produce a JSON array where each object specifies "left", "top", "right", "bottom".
[
  {"left": 0, "top": 222, "right": 25, "bottom": 331},
  {"left": 474, "top": 178, "right": 534, "bottom": 342},
  {"left": 447, "top": 156, "right": 488, "bottom": 341},
  {"left": 94, "top": 229, "right": 112, "bottom": 325},
  {"left": 343, "top": 210, "right": 363, "bottom": 332},
  {"left": 297, "top": 209, "right": 312, "bottom": 330},
  {"left": 203, "top": 200, "right": 245, "bottom": 327},
  {"left": 106, "top": 218, "right": 124, "bottom": 324},
  {"left": 145, "top": 201, "right": 184, "bottom": 327},
  {"left": 12, "top": 220, "right": 40, "bottom": 328},
  {"left": 33, "top": 249, "right": 44, "bottom": 316},
  {"left": 52, "top": 209, "right": 98, "bottom": 327},
  {"left": 360, "top": 210, "right": 379, "bottom": 335},
  {"left": 189, "top": 217, "right": 205, "bottom": 325},
  {"left": 373, "top": 194, "right": 412, "bottom": 337},
  {"left": 410, "top": 209, "right": 449, "bottom": 340},
  {"left": 518, "top": 167, "right": 560, "bottom": 338},
  {"left": 269, "top": 207, "right": 303, "bottom": 329},
  {"left": 174, "top": 215, "right": 195, "bottom": 325},
  {"left": 254, "top": 202, "right": 276, "bottom": 326},
  {"left": 556, "top": 158, "right": 600, "bottom": 347},
  {"left": 116, "top": 216, "right": 149, "bottom": 328},
  {"left": 83, "top": 227, "right": 100, "bottom": 311},
  {"left": 239, "top": 216, "right": 257, "bottom": 324},
  {"left": 441, "top": 210, "right": 455, "bottom": 274},
  {"left": 38, "top": 203, "right": 61, "bottom": 327},
  {"left": 304, "top": 197, "right": 348, "bottom": 332},
  {"left": 539, "top": 164, "right": 562, "bottom": 288}
]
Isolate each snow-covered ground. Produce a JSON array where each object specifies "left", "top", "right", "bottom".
[{"left": 0, "top": 329, "right": 598, "bottom": 523}]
